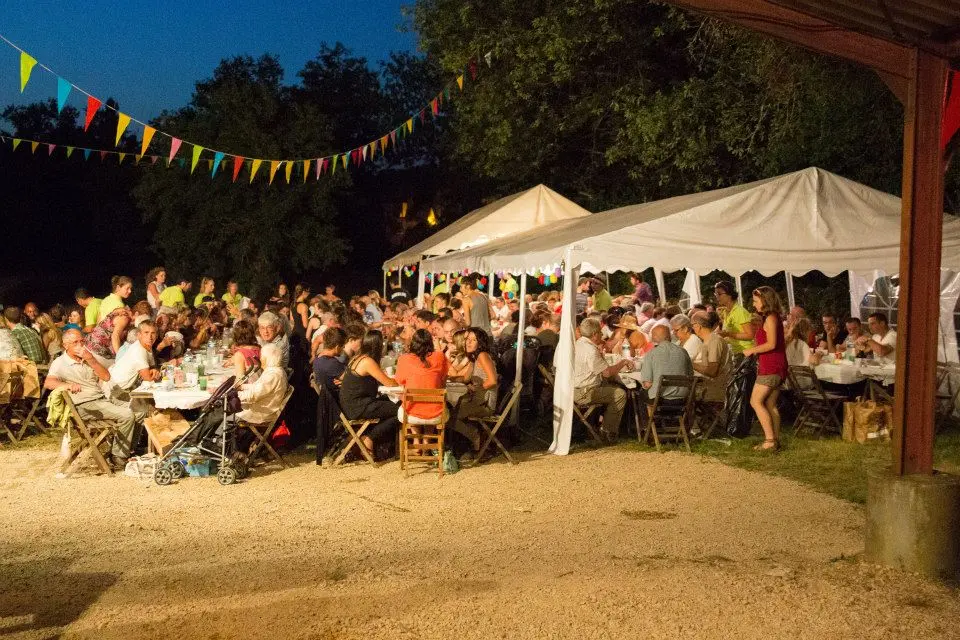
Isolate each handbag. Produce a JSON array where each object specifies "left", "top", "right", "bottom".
[{"left": 225, "top": 389, "right": 243, "bottom": 415}]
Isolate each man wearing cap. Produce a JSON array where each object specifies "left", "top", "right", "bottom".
[{"left": 713, "top": 281, "right": 754, "bottom": 359}]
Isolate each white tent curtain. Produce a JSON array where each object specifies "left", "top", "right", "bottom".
[
  {"left": 549, "top": 253, "right": 578, "bottom": 456},
  {"left": 416, "top": 262, "right": 426, "bottom": 308},
  {"left": 681, "top": 269, "right": 702, "bottom": 308},
  {"left": 939, "top": 271, "right": 960, "bottom": 365},
  {"left": 654, "top": 268, "right": 667, "bottom": 305}
]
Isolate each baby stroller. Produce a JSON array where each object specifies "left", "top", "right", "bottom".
[{"left": 153, "top": 366, "right": 257, "bottom": 486}]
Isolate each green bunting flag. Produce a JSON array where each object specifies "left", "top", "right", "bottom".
[{"left": 190, "top": 145, "right": 203, "bottom": 174}]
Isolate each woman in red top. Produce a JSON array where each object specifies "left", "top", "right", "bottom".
[
  {"left": 743, "top": 286, "right": 787, "bottom": 451},
  {"left": 395, "top": 329, "right": 449, "bottom": 420}
]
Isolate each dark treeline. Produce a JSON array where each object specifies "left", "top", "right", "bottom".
[{"left": 3, "top": 1, "right": 958, "bottom": 308}]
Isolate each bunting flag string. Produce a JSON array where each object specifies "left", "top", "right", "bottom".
[{"left": 1, "top": 31, "right": 494, "bottom": 185}]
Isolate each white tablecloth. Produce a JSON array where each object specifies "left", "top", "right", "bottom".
[
  {"left": 815, "top": 362, "right": 895, "bottom": 386},
  {"left": 132, "top": 383, "right": 213, "bottom": 410}
]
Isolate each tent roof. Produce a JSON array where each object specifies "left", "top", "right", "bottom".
[
  {"left": 422, "top": 167, "right": 960, "bottom": 277},
  {"left": 382, "top": 184, "right": 591, "bottom": 272}
]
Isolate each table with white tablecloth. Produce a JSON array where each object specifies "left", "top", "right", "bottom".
[{"left": 814, "top": 362, "right": 896, "bottom": 387}]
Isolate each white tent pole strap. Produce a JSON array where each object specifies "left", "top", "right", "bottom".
[
  {"left": 654, "top": 268, "right": 667, "bottom": 305},
  {"left": 382, "top": 270, "right": 387, "bottom": 299},
  {"left": 430, "top": 272, "right": 435, "bottom": 295},
  {"left": 512, "top": 274, "right": 528, "bottom": 424},
  {"left": 416, "top": 261, "right": 426, "bottom": 309},
  {"left": 550, "top": 254, "right": 578, "bottom": 456},
  {"left": 785, "top": 271, "right": 796, "bottom": 310}
]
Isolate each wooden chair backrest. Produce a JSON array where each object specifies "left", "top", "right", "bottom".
[
  {"left": 788, "top": 365, "right": 824, "bottom": 397},
  {"left": 650, "top": 375, "right": 698, "bottom": 422},
  {"left": 399, "top": 387, "right": 446, "bottom": 412}
]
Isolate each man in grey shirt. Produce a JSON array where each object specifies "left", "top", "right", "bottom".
[
  {"left": 45, "top": 329, "right": 140, "bottom": 467},
  {"left": 639, "top": 325, "right": 693, "bottom": 400}
]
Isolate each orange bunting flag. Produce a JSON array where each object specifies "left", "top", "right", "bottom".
[
  {"left": 141, "top": 126, "right": 156, "bottom": 156},
  {"left": 284, "top": 160, "right": 293, "bottom": 183},
  {"left": 269, "top": 160, "right": 281, "bottom": 184},
  {"left": 19, "top": 52, "right": 37, "bottom": 93},
  {"left": 30, "top": 141, "right": 39, "bottom": 154},
  {"left": 12, "top": 138, "right": 21, "bottom": 151},
  {"left": 232, "top": 155, "right": 244, "bottom": 182},
  {"left": 83, "top": 96, "right": 102, "bottom": 132},
  {"left": 303, "top": 159, "right": 311, "bottom": 182},
  {"left": 115, "top": 112, "right": 131, "bottom": 146},
  {"left": 190, "top": 145, "right": 204, "bottom": 174},
  {"left": 249, "top": 158, "right": 263, "bottom": 183},
  {"left": 457, "top": 75, "right": 464, "bottom": 91},
  {"left": 400, "top": 202, "right": 408, "bottom": 219},
  {"left": 380, "top": 134, "right": 389, "bottom": 153},
  {"left": 431, "top": 98, "right": 439, "bottom": 116}
]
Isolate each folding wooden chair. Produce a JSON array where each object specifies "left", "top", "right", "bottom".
[
  {"left": 787, "top": 365, "right": 845, "bottom": 437},
  {"left": 694, "top": 398, "right": 726, "bottom": 440},
  {"left": 0, "top": 370, "right": 24, "bottom": 443},
  {"left": 325, "top": 387, "right": 379, "bottom": 467},
  {"left": 240, "top": 386, "right": 294, "bottom": 468},
  {"left": 466, "top": 382, "right": 522, "bottom": 465},
  {"left": 59, "top": 392, "right": 116, "bottom": 477},
  {"left": 398, "top": 388, "right": 447, "bottom": 477},
  {"left": 7, "top": 362, "right": 47, "bottom": 441},
  {"left": 642, "top": 375, "right": 698, "bottom": 452},
  {"left": 539, "top": 363, "right": 604, "bottom": 444}
]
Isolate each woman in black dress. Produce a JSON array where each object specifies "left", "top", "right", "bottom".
[{"left": 339, "top": 329, "right": 399, "bottom": 456}]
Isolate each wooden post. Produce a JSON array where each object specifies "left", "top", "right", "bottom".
[{"left": 893, "top": 49, "right": 948, "bottom": 476}]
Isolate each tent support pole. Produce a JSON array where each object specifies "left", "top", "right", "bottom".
[
  {"left": 383, "top": 270, "right": 387, "bottom": 299},
  {"left": 489, "top": 272, "right": 495, "bottom": 300},
  {"left": 512, "top": 274, "right": 528, "bottom": 425},
  {"left": 735, "top": 275, "right": 744, "bottom": 301},
  {"left": 785, "top": 271, "right": 796, "bottom": 309}
]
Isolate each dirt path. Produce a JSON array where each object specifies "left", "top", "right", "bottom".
[{"left": 1, "top": 444, "right": 957, "bottom": 639}]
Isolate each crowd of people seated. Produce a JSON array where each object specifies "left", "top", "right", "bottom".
[{"left": 1, "top": 265, "right": 899, "bottom": 467}]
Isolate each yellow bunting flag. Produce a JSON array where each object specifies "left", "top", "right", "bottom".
[
  {"left": 141, "top": 126, "right": 156, "bottom": 156},
  {"left": 406, "top": 118, "right": 414, "bottom": 134},
  {"left": 284, "top": 160, "right": 293, "bottom": 183},
  {"left": 12, "top": 138, "right": 21, "bottom": 151},
  {"left": 20, "top": 52, "right": 37, "bottom": 93},
  {"left": 30, "top": 141, "right": 39, "bottom": 154},
  {"left": 427, "top": 208, "right": 438, "bottom": 226},
  {"left": 191, "top": 145, "right": 203, "bottom": 174},
  {"left": 269, "top": 160, "right": 281, "bottom": 184},
  {"left": 135, "top": 153, "right": 142, "bottom": 164},
  {"left": 118, "top": 153, "right": 126, "bottom": 165},
  {"left": 115, "top": 113, "right": 131, "bottom": 146},
  {"left": 456, "top": 75, "right": 464, "bottom": 91},
  {"left": 380, "top": 134, "right": 389, "bottom": 153},
  {"left": 331, "top": 156, "right": 337, "bottom": 175},
  {"left": 66, "top": 146, "right": 75, "bottom": 158},
  {"left": 303, "top": 159, "right": 311, "bottom": 183},
  {"left": 400, "top": 202, "right": 408, "bottom": 219},
  {"left": 249, "top": 158, "right": 263, "bottom": 183}
]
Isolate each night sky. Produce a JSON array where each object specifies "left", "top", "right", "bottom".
[{"left": 1, "top": 0, "right": 418, "bottom": 121}]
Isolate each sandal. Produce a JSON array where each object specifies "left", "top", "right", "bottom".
[{"left": 752, "top": 439, "right": 780, "bottom": 452}]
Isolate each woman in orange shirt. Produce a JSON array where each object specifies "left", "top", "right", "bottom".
[{"left": 395, "top": 329, "right": 449, "bottom": 421}]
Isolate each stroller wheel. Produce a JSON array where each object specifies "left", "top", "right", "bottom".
[
  {"left": 217, "top": 466, "right": 237, "bottom": 486},
  {"left": 167, "top": 461, "right": 185, "bottom": 479},
  {"left": 154, "top": 467, "right": 174, "bottom": 486}
]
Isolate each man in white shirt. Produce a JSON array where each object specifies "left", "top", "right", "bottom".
[
  {"left": 573, "top": 317, "right": 631, "bottom": 440},
  {"left": 108, "top": 320, "right": 161, "bottom": 394},
  {"left": 860, "top": 312, "right": 897, "bottom": 366}
]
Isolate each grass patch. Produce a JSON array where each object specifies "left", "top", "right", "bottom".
[{"left": 619, "top": 424, "right": 960, "bottom": 505}]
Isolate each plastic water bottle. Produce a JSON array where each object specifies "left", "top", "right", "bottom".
[
  {"left": 621, "top": 341, "right": 631, "bottom": 360},
  {"left": 206, "top": 338, "right": 216, "bottom": 359},
  {"left": 845, "top": 338, "right": 855, "bottom": 363}
]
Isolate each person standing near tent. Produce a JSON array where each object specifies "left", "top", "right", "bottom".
[
  {"left": 460, "top": 274, "right": 493, "bottom": 336},
  {"left": 742, "top": 286, "right": 787, "bottom": 452},
  {"left": 500, "top": 273, "right": 519, "bottom": 300},
  {"left": 630, "top": 272, "right": 654, "bottom": 306},
  {"left": 714, "top": 281, "right": 754, "bottom": 360}
]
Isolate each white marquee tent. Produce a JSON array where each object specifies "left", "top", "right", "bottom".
[{"left": 421, "top": 167, "right": 960, "bottom": 454}]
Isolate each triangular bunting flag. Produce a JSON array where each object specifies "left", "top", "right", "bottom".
[
  {"left": 249, "top": 158, "right": 263, "bottom": 183},
  {"left": 190, "top": 145, "right": 203, "bottom": 174},
  {"left": 57, "top": 77, "right": 71, "bottom": 113},
  {"left": 100, "top": 150, "right": 108, "bottom": 161},
  {"left": 31, "top": 141, "right": 39, "bottom": 154},
  {"left": 380, "top": 135, "right": 389, "bottom": 153},
  {"left": 400, "top": 202, "right": 408, "bottom": 219},
  {"left": 84, "top": 96, "right": 101, "bottom": 131},
  {"left": 118, "top": 153, "right": 126, "bottom": 165},
  {"left": 207, "top": 159, "right": 213, "bottom": 170},
  {"left": 457, "top": 75, "right": 464, "bottom": 91},
  {"left": 83, "top": 148, "right": 91, "bottom": 161},
  {"left": 19, "top": 52, "right": 37, "bottom": 93},
  {"left": 46, "top": 143, "right": 55, "bottom": 156},
  {"left": 115, "top": 113, "right": 131, "bottom": 146},
  {"left": 431, "top": 98, "right": 439, "bottom": 116},
  {"left": 331, "top": 156, "right": 337, "bottom": 175},
  {"left": 135, "top": 153, "right": 142, "bottom": 164},
  {"left": 269, "top": 160, "right": 281, "bottom": 184},
  {"left": 151, "top": 155, "right": 159, "bottom": 165},
  {"left": 362, "top": 145, "right": 368, "bottom": 161},
  {"left": 303, "top": 159, "right": 311, "bottom": 182},
  {"left": 168, "top": 137, "right": 182, "bottom": 163},
  {"left": 444, "top": 86, "right": 450, "bottom": 102},
  {"left": 11, "top": 138, "right": 21, "bottom": 151},
  {"left": 232, "top": 155, "right": 244, "bottom": 182},
  {"left": 419, "top": 109, "right": 427, "bottom": 125},
  {"left": 66, "top": 146, "right": 75, "bottom": 158},
  {"left": 469, "top": 59, "right": 478, "bottom": 80},
  {"left": 316, "top": 158, "right": 323, "bottom": 179},
  {"left": 390, "top": 130, "right": 397, "bottom": 145},
  {"left": 141, "top": 126, "right": 156, "bottom": 156},
  {"left": 211, "top": 151, "right": 225, "bottom": 178},
  {"left": 284, "top": 160, "right": 293, "bottom": 183},
  {"left": 426, "top": 208, "right": 438, "bottom": 226},
  {"left": 484, "top": 51, "right": 492, "bottom": 67},
  {"left": 178, "top": 158, "right": 186, "bottom": 169}
]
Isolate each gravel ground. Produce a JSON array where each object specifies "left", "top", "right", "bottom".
[{"left": 1, "top": 443, "right": 958, "bottom": 640}]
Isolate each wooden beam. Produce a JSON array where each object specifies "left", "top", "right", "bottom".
[
  {"left": 894, "top": 48, "right": 948, "bottom": 475},
  {"left": 671, "top": 0, "right": 915, "bottom": 79}
]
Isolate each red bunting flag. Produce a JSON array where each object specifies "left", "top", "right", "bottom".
[
  {"left": 83, "top": 96, "right": 102, "bottom": 132},
  {"left": 469, "top": 59, "right": 478, "bottom": 80},
  {"left": 99, "top": 150, "right": 108, "bottom": 161},
  {"left": 232, "top": 155, "right": 245, "bottom": 182},
  {"left": 419, "top": 109, "right": 427, "bottom": 125},
  {"left": 430, "top": 98, "right": 439, "bottom": 116},
  {"left": 390, "top": 130, "right": 397, "bottom": 146}
]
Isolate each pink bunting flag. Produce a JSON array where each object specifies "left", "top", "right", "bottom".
[
  {"left": 168, "top": 137, "right": 182, "bottom": 163},
  {"left": 46, "top": 144, "right": 55, "bottom": 156}
]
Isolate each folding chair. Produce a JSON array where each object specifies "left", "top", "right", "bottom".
[
  {"left": 539, "top": 363, "right": 604, "bottom": 444},
  {"left": 694, "top": 398, "right": 726, "bottom": 440},
  {"left": 7, "top": 362, "right": 47, "bottom": 441},
  {"left": 466, "top": 382, "right": 522, "bottom": 465},
  {"left": 787, "top": 365, "right": 845, "bottom": 437},
  {"left": 398, "top": 388, "right": 447, "bottom": 477},
  {"left": 0, "top": 370, "right": 24, "bottom": 443},
  {"left": 642, "top": 375, "right": 698, "bottom": 452},
  {"left": 59, "top": 392, "right": 116, "bottom": 477},
  {"left": 325, "top": 387, "right": 379, "bottom": 467},
  {"left": 239, "top": 386, "right": 294, "bottom": 468}
]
